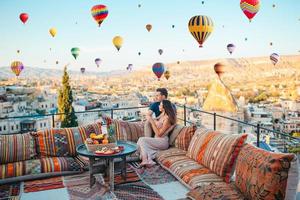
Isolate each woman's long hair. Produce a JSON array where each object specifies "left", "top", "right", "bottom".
[{"left": 162, "top": 100, "right": 177, "bottom": 125}]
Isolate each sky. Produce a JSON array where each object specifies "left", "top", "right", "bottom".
[{"left": 0, "top": 0, "right": 299, "bottom": 72}]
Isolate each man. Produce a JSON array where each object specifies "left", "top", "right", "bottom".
[{"left": 145, "top": 88, "right": 176, "bottom": 137}]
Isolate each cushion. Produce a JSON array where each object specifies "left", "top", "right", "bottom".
[
  {"left": 156, "top": 147, "right": 187, "bottom": 162},
  {"left": 174, "top": 125, "right": 197, "bottom": 151},
  {"left": 157, "top": 154, "right": 223, "bottom": 189},
  {"left": 0, "top": 157, "right": 81, "bottom": 179},
  {"left": 187, "top": 182, "right": 245, "bottom": 200},
  {"left": 34, "top": 122, "right": 102, "bottom": 157},
  {"left": 144, "top": 121, "right": 153, "bottom": 137},
  {"left": 235, "top": 144, "right": 298, "bottom": 200},
  {"left": 0, "top": 132, "right": 37, "bottom": 164},
  {"left": 169, "top": 124, "right": 184, "bottom": 146},
  {"left": 109, "top": 119, "right": 144, "bottom": 142},
  {"left": 187, "top": 129, "right": 247, "bottom": 182}
]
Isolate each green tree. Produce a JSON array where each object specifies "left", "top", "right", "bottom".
[{"left": 57, "top": 67, "right": 78, "bottom": 128}]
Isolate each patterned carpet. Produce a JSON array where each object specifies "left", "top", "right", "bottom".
[
  {"left": 24, "top": 177, "right": 64, "bottom": 193},
  {"left": 0, "top": 183, "right": 20, "bottom": 200}
]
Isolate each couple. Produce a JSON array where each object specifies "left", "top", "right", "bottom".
[{"left": 137, "top": 88, "right": 177, "bottom": 168}]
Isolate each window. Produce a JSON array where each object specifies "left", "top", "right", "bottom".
[
  {"left": 0, "top": 126, "right": 2, "bottom": 131},
  {"left": 42, "top": 105, "right": 44, "bottom": 108},
  {"left": 11, "top": 125, "right": 14, "bottom": 131},
  {"left": 40, "top": 123, "right": 43, "bottom": 128},
  {"left": 46, "top": 105, "right": 48, "bottom": 108},
  {"left": 44, "top": 122, "right": 46, "bottom": 127},
  {"left": 16, "top": 125, "right": 19, "bottom": 129},
  {"left": 3, "top": 126, "right": 6, "bottom": 131}
]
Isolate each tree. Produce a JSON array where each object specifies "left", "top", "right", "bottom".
[{"left": 57, "top": 66, "right": 78, "bottom": 128}]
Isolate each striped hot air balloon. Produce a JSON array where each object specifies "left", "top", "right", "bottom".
[
  {"left": 91, "top": 5, "right": 108, "bottom": 27},
  {"left": 270, "top": 53, "right": 279, "bottom": 66},
  {"left": 188, "top": 15, "right": 214, "bottom": 48},
  {"left": 11, "top": 61, "right": 24, "bottom": 77},
  {"left": 227, "top": 44, "right": 236, "bottom": 54},
  {"left": 152, "top": 63, "right": 165, "bottom": 80},
  {"left": 240, "top": 0, "right": 260, "bottom": 22}
]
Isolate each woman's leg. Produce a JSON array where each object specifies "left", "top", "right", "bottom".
[{"left": 137, "top": 137, "right": 149, "bottom": 166}]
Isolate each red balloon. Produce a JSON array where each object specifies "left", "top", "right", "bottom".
[{"left": 19, "top": 13, "right": 29, "bottom": 24}]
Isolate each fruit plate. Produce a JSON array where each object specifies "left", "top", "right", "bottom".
[
  {"left": 94, "top": 146, "right": 124, "bottom": 156},
  {"left": 85, "top": 142, "right": 117, "bottom": 152}
]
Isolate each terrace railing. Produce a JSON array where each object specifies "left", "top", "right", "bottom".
[{"left": 0, "top": 104, "right": 299, "bottom": 153}]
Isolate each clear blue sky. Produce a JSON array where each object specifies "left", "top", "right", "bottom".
[{"left": 0, "top": 0, "right": 299, "bottom": 72}]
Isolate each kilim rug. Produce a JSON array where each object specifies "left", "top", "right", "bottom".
[
  {"left": 24, "top": 177, "right": 64, "bottom": 193},
  {"left": 63, "top": 172, "right": 117, "bottom": 200},
  {"left": 0, "top": 183, "right": 20, "bottom": 200},
  {"left": 114, "top": 181, "right": 163, "bottom": 200},
  {"left": 131, "top": 162, "right": 177, "bottom": 185},
  {"left": 105, "top": 164, "right": 140, "bottom": 185}
]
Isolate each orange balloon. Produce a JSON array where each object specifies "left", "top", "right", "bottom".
[{"left": 214, "top": 63, "right": 225, "bottom": 78}]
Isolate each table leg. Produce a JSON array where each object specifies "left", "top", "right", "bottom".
[
  {"left": 108, "top": 158, "right": 114, "bottom": 191},
  {"left": 89, "top": 157, "right": 95, "bottom": 188},
  {"left": 121, "top": 156, "right": 127, "bottom": 181}
]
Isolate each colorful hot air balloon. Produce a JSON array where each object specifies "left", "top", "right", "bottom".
[
  {"left": 11, "top": 61, "right": 24, "bottom": 77},
  {"left": 227, "top": 44, "right": 236, "bottom": 54},
  {"left": 91, "top": 5, "right": 108, "bottom": 27},
  {"left": 152, "top": 63, "right": 165, "bottom": 80},
  {"left": 80, "top": 67, "right": 85, "bottom": 74},
  {"left": 188, "top": 15, "right": 214, "bottom": 47},
  {"left": 214, "top": 63, "right": 225, "bottom": 78},
  {"left": 164, "top": 70, "right": 171, "bottom": 80},
  {"left": 49, "top": 28, "right": 57, "bottom": 37},
  {"left": 95, "top": 58, "right": 102, "bottom": 67},
  {"left": 19, "top": 13, "right": 29, "bottom": 24},
  {"left": 240, "top": 0, "right": 260, "bottom": 22},
  {"left": 113, "top": 36, "right": 123, "bottom": 51},
  {"left": 71, "top": 48, "right": 80, "bottom": 59},
  {"left": 146, "top": 24, "right": 152, "bottom": 32},
  {"left": 158, "top": 49, "right": 163, "bottom": 55},
  {"left": 270, "top": 53, "right": 280, "bottom": 66},
  {"left": 127, "top": 64, "right": 133, "bottom": 71}
]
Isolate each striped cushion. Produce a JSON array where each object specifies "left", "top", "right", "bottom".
[
  {"left": 187, "top": 129, "right": 247, "bottom": 182},
  {"left": 174, "top": 125, "right": 197, "bottom": 151},
  {"left": 187, "top": 182, "right": 245, "bottom": 200},
  {"left": 235, "top": 144, "right": 297, "bottom": 200},
  {"left": 34, "top": 122, "right": 102, "bottom": 157},
  {"left": 110, "top": 119, "right": 144, "bottom": 142},
  {"left": 157, "top": 154, "right": 223, "bottom": 189},
  {"left": 0, "top": 157, "right": 81, "bottom": 179},
  {"left": 0, "top": 133, "right": 36, "bottom": 164},
  {"left": 156, "top": 147, "right": 187, "bottom": 162}
]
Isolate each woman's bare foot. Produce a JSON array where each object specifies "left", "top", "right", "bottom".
[
  {"left": 138, "top": 161, "right": 148, "bottom": 168},
  {"left": 145, "top": 160, "right": 156, "bottom": 168}
]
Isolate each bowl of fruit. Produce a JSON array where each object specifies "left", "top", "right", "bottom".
[
  {"left": 94, "top": 146, "right": 124, "bottom": 155},
  {"left": 85, "top": 133, "right": 116, "bottom": 152}
]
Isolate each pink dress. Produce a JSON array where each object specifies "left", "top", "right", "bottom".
[{"left": 137, "top": 118, "right": 169, "bottom": 160}]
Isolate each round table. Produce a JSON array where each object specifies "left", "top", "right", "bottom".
[{"left": 76, "top": 141, "right": 137, "bottom": 191}]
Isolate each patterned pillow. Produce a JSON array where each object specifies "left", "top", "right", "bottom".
[
  {"left": 187, "top": 129, "right": 247, "bottom": 182},
  {"left": 0, "top": 132, "right": 37, "bottom": 164},
  {"left": 34, "top": 122, "right": 102, "bottom": 157},
  {"left": 174, "top": 125, "right": 197, "bottom": 151},
  {"left": 235, "top": 144, "right": 298, "bottom": 200}
]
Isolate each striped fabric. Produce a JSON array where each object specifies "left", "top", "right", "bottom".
[
  {"left": 34, "top": 122, "right": 102, "bottom": 157},
  {"left": 174, "top": 125, "right": 197, "bottom": 151},
  {"left": 187, "top": 182, "right": 245, "bottom": 200},
  {"left": 0, "top": 133, "right": 36, "bottom": 164},
  {"left": 0, "top": 157, "right": 81, "bottom": 179},
  {"left": 40, "top": 157, "right": 81, "bottom": 173},
  {"left": 157, "top": 153, "right": 223, "bottom": 189},
  {"left": 187, "top": 129, "right": 247, "bottom": 182},
  {"left": 156, "top": 147, "right": 187, "bottom": 162},
  {"left": 110, "top": 119, "right": 144, "bottom": 142}
]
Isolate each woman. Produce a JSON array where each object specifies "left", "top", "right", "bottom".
[{"left": 137, "top": 100, "right": 177, "bottom": 167}]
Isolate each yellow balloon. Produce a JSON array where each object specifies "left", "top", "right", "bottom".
[
  {"left": 112, "top": 36, "right": 123, "bottom": 51},
  {"left": 49, "top": 28, "right": 57, "bottom": 37}
]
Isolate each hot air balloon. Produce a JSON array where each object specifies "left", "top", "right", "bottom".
[
  {"left": 188, "top": 15, "right": 214, "bottom": 47},
  {"left": 214, "top": 62, "right": 225, "bottom": 78},
  {"left": 17, "top": 50, "right": 20, "bottom": 54},
  {"left": 272, "top": 4, "right": 276, "bottom": 8},
  {"left": 146, "top": 24, "right": 152, "bottom": 32},
  {"left": 270, "top": 53, "right": 279, "bottom": 66},
  {"left": 202, "top": 1, "right": 205, "bottom": 4},
  {"left": 80, "top": 67, "right": 85, "bottom": 74},
  {"left": 227, "top": 44, "right": 236, "bottom": 54},
  {"left": 138, "top": 52, "right": 141, "bottom": 56},
  {"left": 49, "top": 28, "right": 57, "bottom": 37},
  {"left": 71, "top": 48, "right": 80, "bottom": 59},
  {"left": 152, "top": 63, "right": 165, "bottom": 80},
  {"left": 19, "top": 13, "right": 28, "bottom": 24},
  {"left": 158, "top": 49, "right": 163, "bottom": 55},
  {"left": 177, "top": 61, "right": 180, "bottom": 64},
  {"left": 270, "top": 42, "right": 273, "bottom": 46},
  {"left": 127, "top": 64, "right": 133, "bottom": 71},
  {"left": 56, "top": 61, "right": 59, "bottom": 65},
  {"left": 95, "top": 58, "right": 102, "bottom": 67},
  {"left": 11, "top": 61, "right": 24, "bottom": 77},
  {"left": 113, "top": 36, "right": 123, "bottom": 51},
  {"left": 240, "top": 0, "right": 260, "bottom": 22},
  {"left": 91, "top": 5, "right": 108, "bottom": 27},
  {"left": 138, "top": 4, "right": 141, "bottom": 8},
  {"left": 164, "top": 70, "right": 171, "bottom": 80},
  {"left": 172, "top": 25, "right": 175, "bottom": 28}
]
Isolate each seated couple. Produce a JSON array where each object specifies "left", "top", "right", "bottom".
[{"left": 137, "top": 88, "right": 177, "bottom": 168}]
